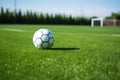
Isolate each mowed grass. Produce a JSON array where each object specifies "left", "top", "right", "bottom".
[{"left": 0, "top": 25, "right": 120, "bottom": 80}]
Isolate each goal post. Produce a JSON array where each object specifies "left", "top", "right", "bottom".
[{"left": 91, "top": 18, "right": 103, "bottom": 27}]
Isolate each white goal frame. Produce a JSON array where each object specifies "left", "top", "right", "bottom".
[{"left": 91, "top": 18, "right": 103, "bottom": 27}]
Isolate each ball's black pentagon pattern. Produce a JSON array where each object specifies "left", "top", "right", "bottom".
[
  {"left": 48, "top": 33, "right": 54, "bottom": 38},
  {"left": 33, "top": 29, "right": 54, "bottom": 49},
  {"left": 41, "top": 42, "right": 49, "bottom": 48},
  {"left": 49, "top": 38, "right": 54, "bottom": 44}
]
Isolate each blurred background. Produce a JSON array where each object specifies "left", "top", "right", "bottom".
[{"left": 0, "top": 0, "right": 120, "bottom": 25}]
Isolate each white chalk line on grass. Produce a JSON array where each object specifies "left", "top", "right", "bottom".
[
  {"left": 0, "top": 28, "right": 26, "bottom": 32},
  {"left": 90, "top": 34, "right": 120, "bottom": 37},
  {"left": 56, "top": 32, "right": 120, "bottom": 37},
  {"left": 92, "top": 34, "right": 120, "bottom": 37},
  {"left": 1, "top": 28, "right": 120, "bottom": 37},
  {"left": 111, "top": 34, "right": 120, "bottom": 37}
]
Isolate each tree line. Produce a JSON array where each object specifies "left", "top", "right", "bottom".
[
  {"left": 0, "top": 7, "right": 120, "bottom": 25},
  {"left": 0, "top": 7, "right": 91, "bottom": 25},
  {"left": 105, "top": 12, "right": 120, "bottom": 19}
]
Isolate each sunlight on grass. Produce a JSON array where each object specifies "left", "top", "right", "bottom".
[{"left": 0, "top": 25, "right": 120, "bottom": 80}]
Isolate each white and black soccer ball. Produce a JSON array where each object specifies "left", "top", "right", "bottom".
[{"left": 33, "top": 29, "right": 55, "bottom": 49}]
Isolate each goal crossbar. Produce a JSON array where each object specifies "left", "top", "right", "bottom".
[{"left": 91, "top": 18, "right": 103, "bottom": 27}]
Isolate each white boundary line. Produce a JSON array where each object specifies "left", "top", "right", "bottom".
[
  {"left": 0, "top": 28, "right": 25, "bottom": 32},
  {"left": 56, "top": 32, "right": 120, "bottom": 37},
  {"left": 0, "top": 28, "right": 120, "bottom": 37}
]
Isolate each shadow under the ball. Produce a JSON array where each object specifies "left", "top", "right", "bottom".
[{"left": 47, "top": 47, "right": 80, "bottom": 50}]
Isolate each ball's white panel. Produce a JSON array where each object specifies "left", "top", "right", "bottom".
[
  {"left": 33, "top": 31, "right": 42, "bottom": 42},
  {"left": 41, "top": 35, "right": 49, "bottom": 41},
  {"left": 36, "top": 38, "right": 42, "bottom": 46},
  {"left": 42, "top": 42, "right": 49, "bottom": 48},
  {"left": 34, "top": 31, "right": 42, "bottom": 38},
  {"left": 49, "top": 38, "right": 54, "bottom": 44},
  {"left": 42, "top": 29, "right": 49, "bottom": 34}
]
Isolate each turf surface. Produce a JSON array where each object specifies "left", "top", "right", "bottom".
[{"left": 0, "top": 25, "right": 120, "bottom": 80}]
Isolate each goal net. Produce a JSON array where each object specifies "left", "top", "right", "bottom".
[
  {"left": 104, "top": 19, "right": 120, "bottom": 26},
  {"left": 91, "top": 18, "right": 103, "bottom": 27}
]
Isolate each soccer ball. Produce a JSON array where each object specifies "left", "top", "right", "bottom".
[{"left": 33, "top": 29, "right": 55, "bottom": 49}]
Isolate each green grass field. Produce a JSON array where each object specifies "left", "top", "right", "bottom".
[{"left": 0, "top": 25, "right": 120, "bottom": 80}]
